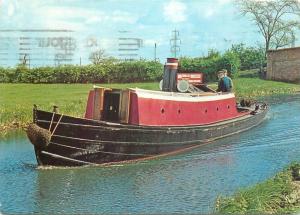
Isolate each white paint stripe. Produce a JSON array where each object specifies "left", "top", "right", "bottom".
[
  {"left": 166, "top": 63, "right": 178, "bottom": 66},
  {"left": 131, "top": 88, "right": 235, "bottom": 102}
]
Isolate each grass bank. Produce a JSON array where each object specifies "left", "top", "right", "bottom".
[
  {"left": 234, "top": 78, "right": 300, "bottom": 99},
  {"left": 215, "top": 163, "right": 300, "bottom": 214},
  {"left": 1, "top": 78, "right": 299, "bottom": 135}
]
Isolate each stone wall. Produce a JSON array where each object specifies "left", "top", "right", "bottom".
[{"left": 267, "top": 47, "right": 300, "bottom": 83}]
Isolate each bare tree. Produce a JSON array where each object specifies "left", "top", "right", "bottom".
[
  {"left": 89, "top": 49, "right": 106, "bottom": 65},
  {"left": 271, "top": 28, "right": 295, "bottom": 49},
  {"left": 236, "top": 0, "right": 300, "bottom": 56}
]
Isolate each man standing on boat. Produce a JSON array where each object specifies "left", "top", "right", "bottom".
[
  {"left": 223, "top": 69, "right": 233, "bottom": 91},
  {"left": 217, "top": 70, "right": 233, "bottom": 92}
]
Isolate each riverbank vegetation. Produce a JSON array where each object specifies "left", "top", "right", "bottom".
[{"left": 215, "top": 163, "right": 300, "bottom": 214}]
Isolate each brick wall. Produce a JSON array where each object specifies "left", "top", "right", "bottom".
[{"left": 267, "top": 47, "right": 300, "bottom": 83}]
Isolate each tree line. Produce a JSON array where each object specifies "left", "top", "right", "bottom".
[{"left": 0, "top": 44, "right": 265, "bottom": 84}]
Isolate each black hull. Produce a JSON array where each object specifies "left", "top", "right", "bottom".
[{"left": 29, "top": 105, "right": 268, "bottom": 166}]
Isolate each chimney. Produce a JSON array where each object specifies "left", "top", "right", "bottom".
[{"left": 162, "top": 58, "right": 179, "bottom": 92}]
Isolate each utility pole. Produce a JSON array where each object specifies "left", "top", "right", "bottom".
[
  {"left": 170, "top": 29, "right": 181, "bottom": 58},
  {"left": 28, "top": 54, "right": 30, "bottom": 69},
  {"left": 154, "top": 43, "right": 157, "bottom": 62}
]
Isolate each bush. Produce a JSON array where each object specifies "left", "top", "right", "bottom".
[
  {"left": 217, "top": 51, "right": 241, "bottom": 78},
  {"left": 230, "top": 43, "right": 266, "bottom": 71},
  {"left": 180, "top": 50, "right": 241, "bottom": 82},
  {"left": 110, "top": 60, "right": 163, "bottom": 83},
  {"left": 0, "top": 67, "right": 10, "bottom": 82}
]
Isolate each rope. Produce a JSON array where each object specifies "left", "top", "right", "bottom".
[
  {"left": 51, "top": 114, "right": 64, "bottom": 137},
  {"left": 49, "top": 112, "right": 55, "bottom": 131}
]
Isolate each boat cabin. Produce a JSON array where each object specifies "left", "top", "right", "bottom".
[
  {"left": 84, "top": 58, "right": 243, "bottom": 126},
  {"left": 84, "top": 87, "right": 243, "bottom": 126}
]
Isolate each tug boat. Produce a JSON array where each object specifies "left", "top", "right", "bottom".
[{"left": 27, "top": 58, "right": 268, "bottom": 166}]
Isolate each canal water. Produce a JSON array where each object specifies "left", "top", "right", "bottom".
[{"left": 1, "top": 95, "right": 300, "bottom": 214}]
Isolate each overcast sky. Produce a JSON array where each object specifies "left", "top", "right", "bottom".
[{"left": 0, "top": 0, "right": 298, "bottom": 66}]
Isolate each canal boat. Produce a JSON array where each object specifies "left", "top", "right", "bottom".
[{"left": 27, "top": 58, "right": 268, "bottom": 166}]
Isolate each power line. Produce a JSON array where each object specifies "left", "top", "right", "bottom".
[{"left": 170, "top": 29, "right": 181, "bottom": 58}]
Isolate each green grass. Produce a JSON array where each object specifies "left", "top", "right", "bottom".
[
  {"left": 233, "top": 69, "right": 300, "bottom": 98},
  {"left": 215, "top": 164, "right": 300, "bottom": 214},
  {"left": 233, "top": 78, "right": 300, "bottom": 99},
  {"left": 0, "top": 78, "right": 299, "bottom": 135}
]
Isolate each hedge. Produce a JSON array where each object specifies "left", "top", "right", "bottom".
[
  {"left": 0, "top": 60, "right": 164, "bottom": 84},
  {"left": 0, "top": 49, "right": 244, "bottom": 84}
]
